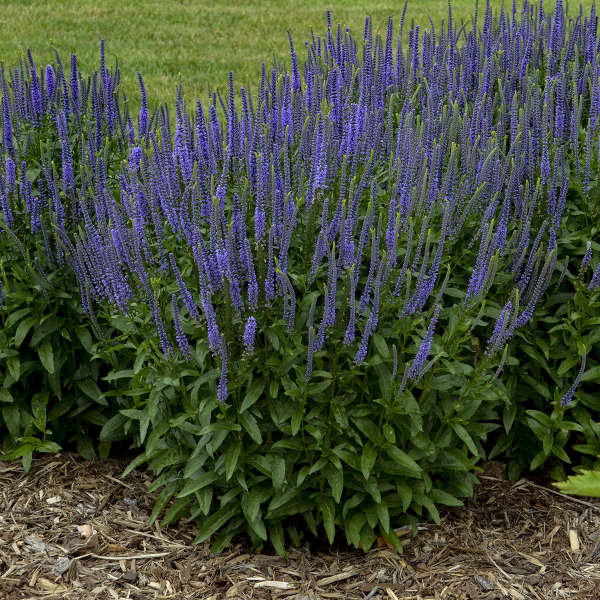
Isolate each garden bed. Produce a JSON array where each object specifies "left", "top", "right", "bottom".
[{"left": 0, "top": 456, "right": 598, "bottom": 600}]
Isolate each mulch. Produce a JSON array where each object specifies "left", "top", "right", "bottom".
[{"left": 0, "top": 455, "right": 599, "bottom": 600}]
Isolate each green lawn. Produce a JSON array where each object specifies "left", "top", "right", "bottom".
[{"left": 0, "top": 1, "right": 592, "bottom": 108}]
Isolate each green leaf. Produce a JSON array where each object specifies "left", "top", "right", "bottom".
[
  {"left": 241, "top": 487, "right": 270, "bottom": 523},
  {"left": 198, "top": 422, "right": 241, "bottom": 435},
  {"left": 555, "top": 470, "right": 600, "bottom": 497},
  {"left": 530, "top": 450, "right": 547, "bottom": 471},
  {"left": 507, "top": 459, "right": 525, "bottom": 483},
  {"left": 396, "top": 482, "right": 412, "bottom": 512},
  {"left": 74, "top": 327, "right": 94, "bottom": 353},
  {"left": 271, "top": 455, "right": 286, "bottom": 490},
  {"left": 77, "top": 379, "right": 106, "bottom": 405},
  {"left": 7, "top": 357, "right": 20, "bottom": 381},
  {"left": 308, "top": 380, "right": 331, "bottom": 394},
  {"left": 352, "top": 417, "right": 382, "bottom": 443},
  {"left": 378, "top": 527, "right": 403, "bottom": 553},
  {"left": 382, "top": 424, "right": 396, "bottom": 443},
  {"left": 22, "top": 446, "right": 33, "bottom": 473},
  {"left": 178, "top": 472, "right": 219, "bottom": 498},
  {"left": 308, "top": 457, "right": 328, "bottom": 475},
  {"left": 269, "top": 523, "right": 286, "bottom": 558},
  {"left": 364, "top": 478, "right": 381, "bottom": 503},
  {"left": 2, "top": 405, "right": 20, "bottom": 436},
  {"left": 0, "top": 390, "right": 14, "bottom": 404},
  {"left": 5, "top": 308, "right": 32, "bottom": 329},
  {"left": 320, "top": 497, "right": 336, "bottom": 544},
  {"left": 551, "top": 445, "right": 572, "bottom": 463},
  {"left": 342, "top": 492, "right": 365, "bottom": 520},
  {"left": 581, "top": 366, "right": 600, "bottom": 383},
  {"left": 36, "top": 440, "right": 61, "bottom": 453},
  {"left": 375, "top": 502, "right": 390, "bottom": 533},
  {"left": 431, "top": 374, "right": 463, "bottom": 391},
  {"left": 240, "top": 380, "right": 265, "bottom": 413},
  {"left": 247, "top": 513, "right": 268, "bottom": 541},
  {"left": 525, "top": 410, "right": 553, "bottom": 428},
  {"left": 30, "top": 317, "right": 62, "bottom": 346},
  {"left": 76, "top": 436, "right": 96, "bottom": 460},
  {"left": 148, "top": 481, "right": 179, "bottom": 525},
  {"left": 268, "top": 487, "right": 297, "bottom": 512},
  {"left": 194, "top": 503, "right": 239, "bottom": 544},
  {"left": 99, "top": 413, "right": 127, "bottom": 442},
  {"left": 451, "top": 423, "right": 480, "bottom": 456},
  {"left": 161, "top": 497, "right": 191, "bottom": 527},
  {"left": 558, "top": 356, "right": 580, "bottom": 377},
  {"left": 420, "top": 496, "right": 440, "bottom": 524},
  {"left": 360, "top": 523, "right": 376, "bottom": 551},
  {"left": 430, "top": 489, "right": 463, "bottom": 507},
  {"left": 224, "top": 439, "right": 242, "bottom": 481},
  {"left": 98, "top": 441, "right": 111, "bottom": 460},
  {"left": 196, "top": 487, "right": 213, "bottom": 516},
  {"left": 14, "top": 317, "right": 35, "bottom": 347},
  {"left": 290, "top": 404, "right": 303, "bottom": 435},
  {"left": 527, "top": 417, "right": 548, "bottom": 442},
  {"left": 346, "top": 512, "right": 366, "bottom": 548},
  {"left": 239, "top": 412, "right": 262, "bottom": 444},
  {"left": 31, "top": 392, "right": 48, "bottom": 432},
  {"left": 38, "top": 340, "right": 55, "bottom": 374},
  {"left": 103, "top": 369, "right": 134, "bottom": 382},
  {"left": 384, "top": 445, "right": 422, "bottom": 478},
  {"left": 360, "top": 442, "right": 377, "bottom": 480},
  {"left": 372, "top": 333, "right": 390, "bottom": 358},
  {"left": 364, "top": 503, "right": 378, "bottom": 530},
  {"left": 503, "top": 402, "right": 517, "bottom": 433},
  {"left": 329, "top": 465, "right": 343, "bottom": 503}
]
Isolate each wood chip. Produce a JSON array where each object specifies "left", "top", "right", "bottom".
[
  {"left": 317, "top": 569, "right": 360, "bottom": 586},
  {"left": 1, "top": 455, "right": 599, "bottom": 599},
  {"left": 37, "top": 576, "right": 67, "bottom": 592},
  {"left": 569, "top": 529, "right": 580, "bottom": 552},
  {"left": 253, "top": 580, "right": 295, "bottom": 590}
]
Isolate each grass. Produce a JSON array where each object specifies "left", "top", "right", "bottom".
[{"left": 0, "top": 1, "right": 593, "bottom": 109}]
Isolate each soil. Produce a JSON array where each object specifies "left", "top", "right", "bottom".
[{"left": 0, "top": 455, "right": 599, "bottom": 600}]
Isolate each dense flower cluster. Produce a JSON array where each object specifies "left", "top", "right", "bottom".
[{"left": 0, "top": 0, "right": 597, "bottom": 404}]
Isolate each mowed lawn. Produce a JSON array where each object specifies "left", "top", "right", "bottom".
[{"left": 0, "top": 0, "right": 593, "bottom": 108}]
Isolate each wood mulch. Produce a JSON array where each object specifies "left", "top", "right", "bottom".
[{"left": 0, "top": 455, "right": 599, "bottom": 600}]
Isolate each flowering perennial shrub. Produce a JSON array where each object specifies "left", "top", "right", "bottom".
[{"left": 1, "top": 0, "right": 599, "bottom": 552}]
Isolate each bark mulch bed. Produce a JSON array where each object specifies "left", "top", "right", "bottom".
[{"left": 1, "top": 455, "right": 599, "bottom": 600}]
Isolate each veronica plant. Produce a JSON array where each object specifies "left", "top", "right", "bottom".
[{"left": 0, "top": 0, "right": 599, "bottom": 553}]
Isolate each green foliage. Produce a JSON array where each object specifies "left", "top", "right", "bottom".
[
  {"left": 0, "top": 268, "right": 118, "bottom": 469},
  {"left": 0, "top": 89, "right": 128, "bottom": 470},
  {"left": 84, "top": 271, "right": 512, "bottom": 554},
  {"left": 554, "top": 467, "right": 600, "bottom": 497},
  {"left": 491, "top": 186, "right": 600, "bottom": 483}
]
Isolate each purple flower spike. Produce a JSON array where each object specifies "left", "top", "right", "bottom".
[
  {"left": 172, "top": 294, "right": 191, "bottom": 358},
  {"left": 129, "top": 146, "right": 143, "bottom": 171},
  {"left": 70, "top": 53, "right": 79, "bottom": 113},
  {"left": 137, "top": 72, "right": 148, "bottom": 137},
  {"left": 243, "top": 316, "right": 257, "bottom": 353},
  {"left": 2, "top": 94, "right": 14, "bottom": 154},
  {"left": 406, "top": 304, "right": 441, "bottom": 382},
  {"left": 580, "top": 241, "right": 593, "bottom": 275},
  {"left": 217, "top": 334, "right": 228, "bottom": 404},
  {"left": 45, "top": 64, "right": 56, "bottom": 100},
  {"left": 560, "top": 353, "right": 587, "bottom": 406},
  {"left": 56, "top": 111, "right": 74, "bottom": 193}
]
